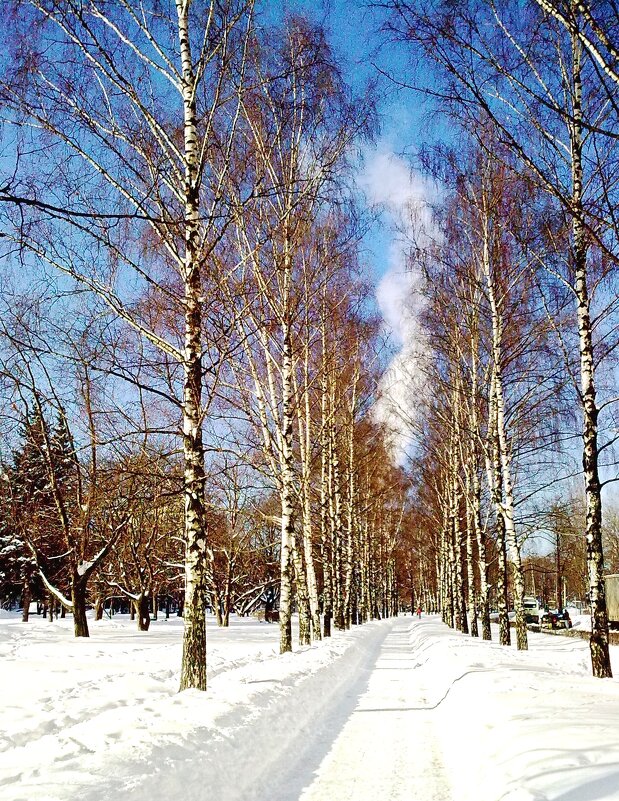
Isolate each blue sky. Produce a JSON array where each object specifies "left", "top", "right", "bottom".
[
  {"left": 256, "top": 0, "right": 440, "bottom": 462},
  {"left": 258, "top": 0, "right": 434, "bottom": 280},
  {"left": 260, "top": 0, "right": 429, "bottom": 150}
]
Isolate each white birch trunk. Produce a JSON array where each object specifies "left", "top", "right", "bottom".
[
  {"left": 465, "top": 468, "right": 479, "bottom": 638},
  {"left": 177, "top": 0, "right": 208, "bottom": 691},
  {"left": 278, "top": 322, "right": 295, "bottom": 654},
  {"left": 320, "top": 418, "right": 333, "bottom": 637},
  {"left": 473, "top": 464, "right": 491, "bottom": 641},
  {"left": 329, "top": 417, "right": 346, "bottom": 629},
  {"left": 485, "top": 378, "right": 511, "bottom": 646},
  {"left": 481, "top": 194, "right": 527, "bottom": 650},
  {"left": 569, "top": 22, "right": 612, "bottom": 677},
  {"left": 469, "top": 304, "right": 492, "bottom": 640},
  {"left": 296, "top": 364, "right": 321, "bottom": 640},
  {"left": 343, "top": 384, "right": 358, "bottom": 628}
]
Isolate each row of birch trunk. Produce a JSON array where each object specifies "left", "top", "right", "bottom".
[
  {"left": 385, "top": 0, "right": 617, "bottom": 679},
  {"left": 228, "top": 224, "right": 409, "bottom": 651},
  {"left": 416, "top": 148, "right": 565, "bottom": 655},
  {"left": 0, "top": 2, "right": 410, "bottom": 689}
]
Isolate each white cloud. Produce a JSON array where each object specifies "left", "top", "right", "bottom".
[
  {"left": 357, "top": 147, "right": 438, "bottom": 464},
  {"left": 375, "top": 258, "right": 419, "bottom": 345}
]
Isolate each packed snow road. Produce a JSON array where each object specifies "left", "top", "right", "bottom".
[
  {"left": 292, "top": 618, "right": 451, "bottom": 801},
  {"left": 4, "top": 611, "right": 619, "bottom": 800}
]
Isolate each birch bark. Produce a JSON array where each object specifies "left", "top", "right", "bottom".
[
  {"left": 177, "top": 0, "right": 208, "bottom": 691},
  {"left": 295, "top": 341, "right": 322, "bottom": 639},
  {"left": 468, "top": 298, "right": 492, "bottom": 640},
  {"left": 568, "top": 21, "right": 612, "bottom": 678},
  {"left": 465, "top": 469, "right": 479, "bottom": 638},
  {"left": 277, "top": 321, "right": 296, "bottom": 653},
  {"left": 486, "top": 378, "right": 511, "bottom": 647},
  {"left": 481, "top": 184, "right": 527, "bottom": 650}
]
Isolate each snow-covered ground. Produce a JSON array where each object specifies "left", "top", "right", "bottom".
[{"left": 2, "top": 611, "right": 619, "bottom": 801}]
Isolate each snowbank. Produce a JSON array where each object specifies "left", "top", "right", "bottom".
[
  {"left": 4, "top": 612, "right": 619, "bottom": 800},
  {"left": 410, "top": 618, "right": 619, "bottom": 801},
  {"left": 0, "top": 612, "right": 386, "bottom": 801}
]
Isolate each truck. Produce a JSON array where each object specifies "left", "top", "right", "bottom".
[
  {"left": 523, "top": 596, "right": 544, "bottom": 625},
  {"left": 605, "top": 574, "right": 619, "bottom": 628}
]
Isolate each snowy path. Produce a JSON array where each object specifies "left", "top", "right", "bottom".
[
  {"left": 295, "top": 617, "right": 451, "bottom": 801},
  {"left": 5, "top": 611, "right": 619, "bottom": 800}
]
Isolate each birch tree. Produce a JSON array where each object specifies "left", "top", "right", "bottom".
[
  {"left": 227, "top": 16, "right": 368, "bottom": 652},
  {"left": 1, "top": 0, "right": 254, "bottom": 689},
  {"left": 382, "top": 0, "right": 618, "bottom": 677}
]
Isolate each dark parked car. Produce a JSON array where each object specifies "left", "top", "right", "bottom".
[{"left": 541, "top": 609, "right": 572, "bottom": 630}]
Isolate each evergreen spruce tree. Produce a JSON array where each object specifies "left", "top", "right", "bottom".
[
  {"left": 6, "top": 401, "right": 118, "bottom": 636},
  {"left": 5, "top": 411, "right": 59, "bottom": 618},
  {"left": 0, "top": 475, "right": 38, "bottom": 616}
]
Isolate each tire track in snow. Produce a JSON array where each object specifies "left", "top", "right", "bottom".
[
  {"left": 267, "top": 617, "right": 452, "bottom": 801},
  {"left": 116, "top": 619, "right": 393, "bottom": 801}
]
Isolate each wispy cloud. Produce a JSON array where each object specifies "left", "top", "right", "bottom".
[{"left": 357, "top": 147, "right": 438, "bottom": 464}]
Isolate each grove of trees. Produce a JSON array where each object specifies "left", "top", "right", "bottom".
[
  {"left": 0, "top": 0, "right": 412, "bottom": 692},
  {"left": 380, "top": 0, "right": 619, "bottom": 679},
  {"left": 1, "top": 0, "right": 619, "bottom": 694}
]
